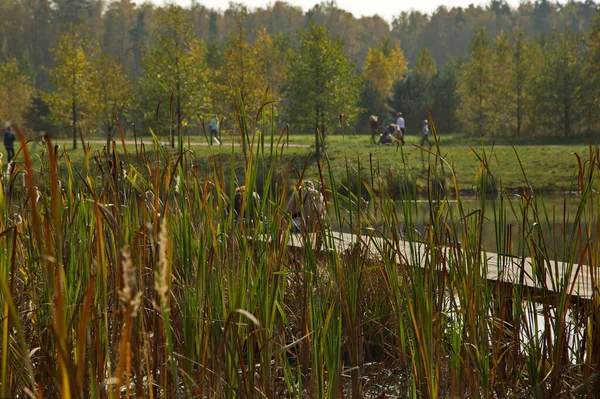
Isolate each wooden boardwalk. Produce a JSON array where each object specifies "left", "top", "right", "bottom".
[{"left": 287, "top": 231, "right": 597, "bottom": 301}]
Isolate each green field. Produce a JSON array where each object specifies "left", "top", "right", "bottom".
[{"left": 34, "top": 131, "right": 598, "bottom": 195}]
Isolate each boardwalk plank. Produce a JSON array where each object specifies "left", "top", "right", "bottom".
[{"left": 285, "top": 231, "right": 596, "bottom": 300}]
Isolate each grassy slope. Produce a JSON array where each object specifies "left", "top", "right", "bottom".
[{"left": 28, "top": 131, "right": 597, "bottom": 193}]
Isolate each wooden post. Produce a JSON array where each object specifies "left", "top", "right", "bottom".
[
  {"left": 492, "top": 281, "right": 515, "bottom": 396},
  {"left": 585, "top": 297, "right": 600, "bottom": 399}
]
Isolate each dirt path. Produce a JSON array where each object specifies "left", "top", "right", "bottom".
[{"left": 83, "top": 139, "right": 310, "bottom": 148}]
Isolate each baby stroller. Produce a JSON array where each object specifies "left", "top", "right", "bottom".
[
  {"left": 385, "top": 123, "right": 404, "bottom": 145},
  {"left": 379, "top": 124, "right": 402, "bottom": 145},
  {"left": 379, "top": 131, "right": 393, "bottom": 145}
]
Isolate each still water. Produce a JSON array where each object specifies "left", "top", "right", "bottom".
[{"left": 335, "top": 193, "right": 598, "bottom": 261}]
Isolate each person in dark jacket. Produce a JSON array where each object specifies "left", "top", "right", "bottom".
[{"left": 3, "top": 122, "right": 15, "bottom": 163}]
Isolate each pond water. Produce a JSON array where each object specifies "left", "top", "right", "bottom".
[
  {"left": 335, "top": 193, "right": 597, "bottom": 261},
  {"left": 328, "top": 193, "right": 595, "bottom": 393}
]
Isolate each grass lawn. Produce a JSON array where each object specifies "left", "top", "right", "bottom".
[{"left": 14, "top": 131, "right": 597, "bottom": 194}]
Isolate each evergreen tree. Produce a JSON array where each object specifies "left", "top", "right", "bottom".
[
  {"left": 103, "top": 0, "right": 137, "bottom": 78},
  {"left": 24, "top": 0, "right": 56, "bottom": 88},
  {"left": 431, "top": 60, "right": 460, "bottom": 133},
  {"left": 129, "top": 7, "right": 152, "bottom": 80},
  {"left": 390, "top": 73, "right": 422, "bottom": 134},
  {"left": 285, "top": 23, "right": 360, "bottom": 158},
  {"left": 389, "top": 47, "right": 437, "bottom": 134}
]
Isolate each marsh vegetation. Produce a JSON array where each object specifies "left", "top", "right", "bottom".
[{"left": 0, "top": 119, "right": 598, "bottom": 398}]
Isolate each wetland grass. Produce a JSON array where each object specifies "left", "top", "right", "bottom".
[{"left": 0, "top": 116, "right": 598, "bottom": 398}]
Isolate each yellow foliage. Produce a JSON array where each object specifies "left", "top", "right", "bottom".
[
  {"left": 0, "top": 59, "right": 35, "bottom": 128},
  {"left": 364, "top": 47, "right": 393, "bottom": 98},
  {"left": 390, "top": 41, "right": 409, "bottom": 82},
  {"left": 363, "top": 40, "right": 407, "bottom": 99}
]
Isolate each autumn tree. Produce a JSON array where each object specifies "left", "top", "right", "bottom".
[
  {"left": 536, "top": 29, "right": 586, "bottom": 136},
  {"left": 513, "top": 30, "right": 530, "bottom": 135},
  {"left": 363, "top": 39, "right": 408, "bottom": 102},
  {"left": 363, "top": 47, "right": 392, "bottom": 101},
  {"left": 414, "top": 47, "right": 437, "bottom": 114},
  {"left": 415, "top": 47, "right": 437, "bottom": 83},
  {"left": 254, "top": 28, "right": 286, "bottom": 101},
  {"left": 285, "top": 23, "right": 361, "bottom": 158},
  {"left": 489, "top": 31, "right": 515, "bottom": 136},
  {"left": 361, "top": 38, "right": 408, "bottom": 126},
  {"left": 458, "top": 27, "right": 493, "bottom": 136},
  {"left": 140, "top": 5, "right": 212, "bottom": 150},
  {"left": 219, "top": 8, "right": 266, "bottom": 122},
  {"left": 389, "top": 48, "right": 437, "bottom": 133},
  {"left": 0, "top": 58, "right": 36, "bottom": 128},
  {"left": 91, "top": 54, "right": 133, "bottom": 150},
  {"left": 46, "top": 24, "right": 100, "bottom": 149},
  {"left": 584, "top": 11, "right": 600, "bottom": 133}
]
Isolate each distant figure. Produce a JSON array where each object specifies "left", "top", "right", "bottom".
[
  {"left": 208, "top": 115, "right": 221, "bottom": 146},
  {"left": 233, "top": 185, "right": 261, "bottom": 222},
  {"left": 396, "top": 112, "right": 406, "bottom": 138},
  {"left": 420, "top": 119, "right": 432, "bottom": 146},
  {"left": 396, "top": 112, "right": 406, "bottom": 145},
  {"left": 3, "top": 122, "right": 15, "bottom": 163},
  {"left": 285, "top": 180, "right": 325, "bottom": 232},
  {"left": 369, "top": 115, "right": 379, "bottom": 144}
]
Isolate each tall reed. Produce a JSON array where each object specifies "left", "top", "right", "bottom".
[{"left": 0, "top": 110, "right": 598, "bottom": 398}]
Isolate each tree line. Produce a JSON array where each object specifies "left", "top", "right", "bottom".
[{"left": 0, "top": 0, "right": 599, "bottom": 148}]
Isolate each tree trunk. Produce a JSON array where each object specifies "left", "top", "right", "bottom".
[
  {"left": 320, "top": 110, "right": 325, "bottom": 153},
  {"left": 315, "top": 101, "right": 320, "bottom": 159},
  {"left": 106, "top": 124, "right": 113, "bottom": 156},
  {"left": 72, "top": 94, "right": 77, "bottom": 150},
  {"left": 173, "top": 58, "right": 180, "bottom": 149},
  {"left": 563, "top": 97, "right": 570, "bottom": 137},
  {"left": 516, "top": 86, "right": 522, "bottom": 136},
  {"left": 315, "top": 64, "right": 320, "bottom": 159}
]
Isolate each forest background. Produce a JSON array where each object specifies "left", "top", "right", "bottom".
[{"left": 0, "top": 0, "right": 599, "bottom": 150}]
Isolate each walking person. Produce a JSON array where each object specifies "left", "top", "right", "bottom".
[
  {"left": 420, "top": 119, "right": 432, "bottom": 146},
  {"left": 396, "top": 112, "right": 406, "bottom": 140},
  {"left": 369, "top": 115, "right": 379, "bottom": 144},
  {"left": 208, "top": 115, "right": 222, "bottom": 146},
  {"left": 3, "top": 122, "right": 15, "bottom": 163}
]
